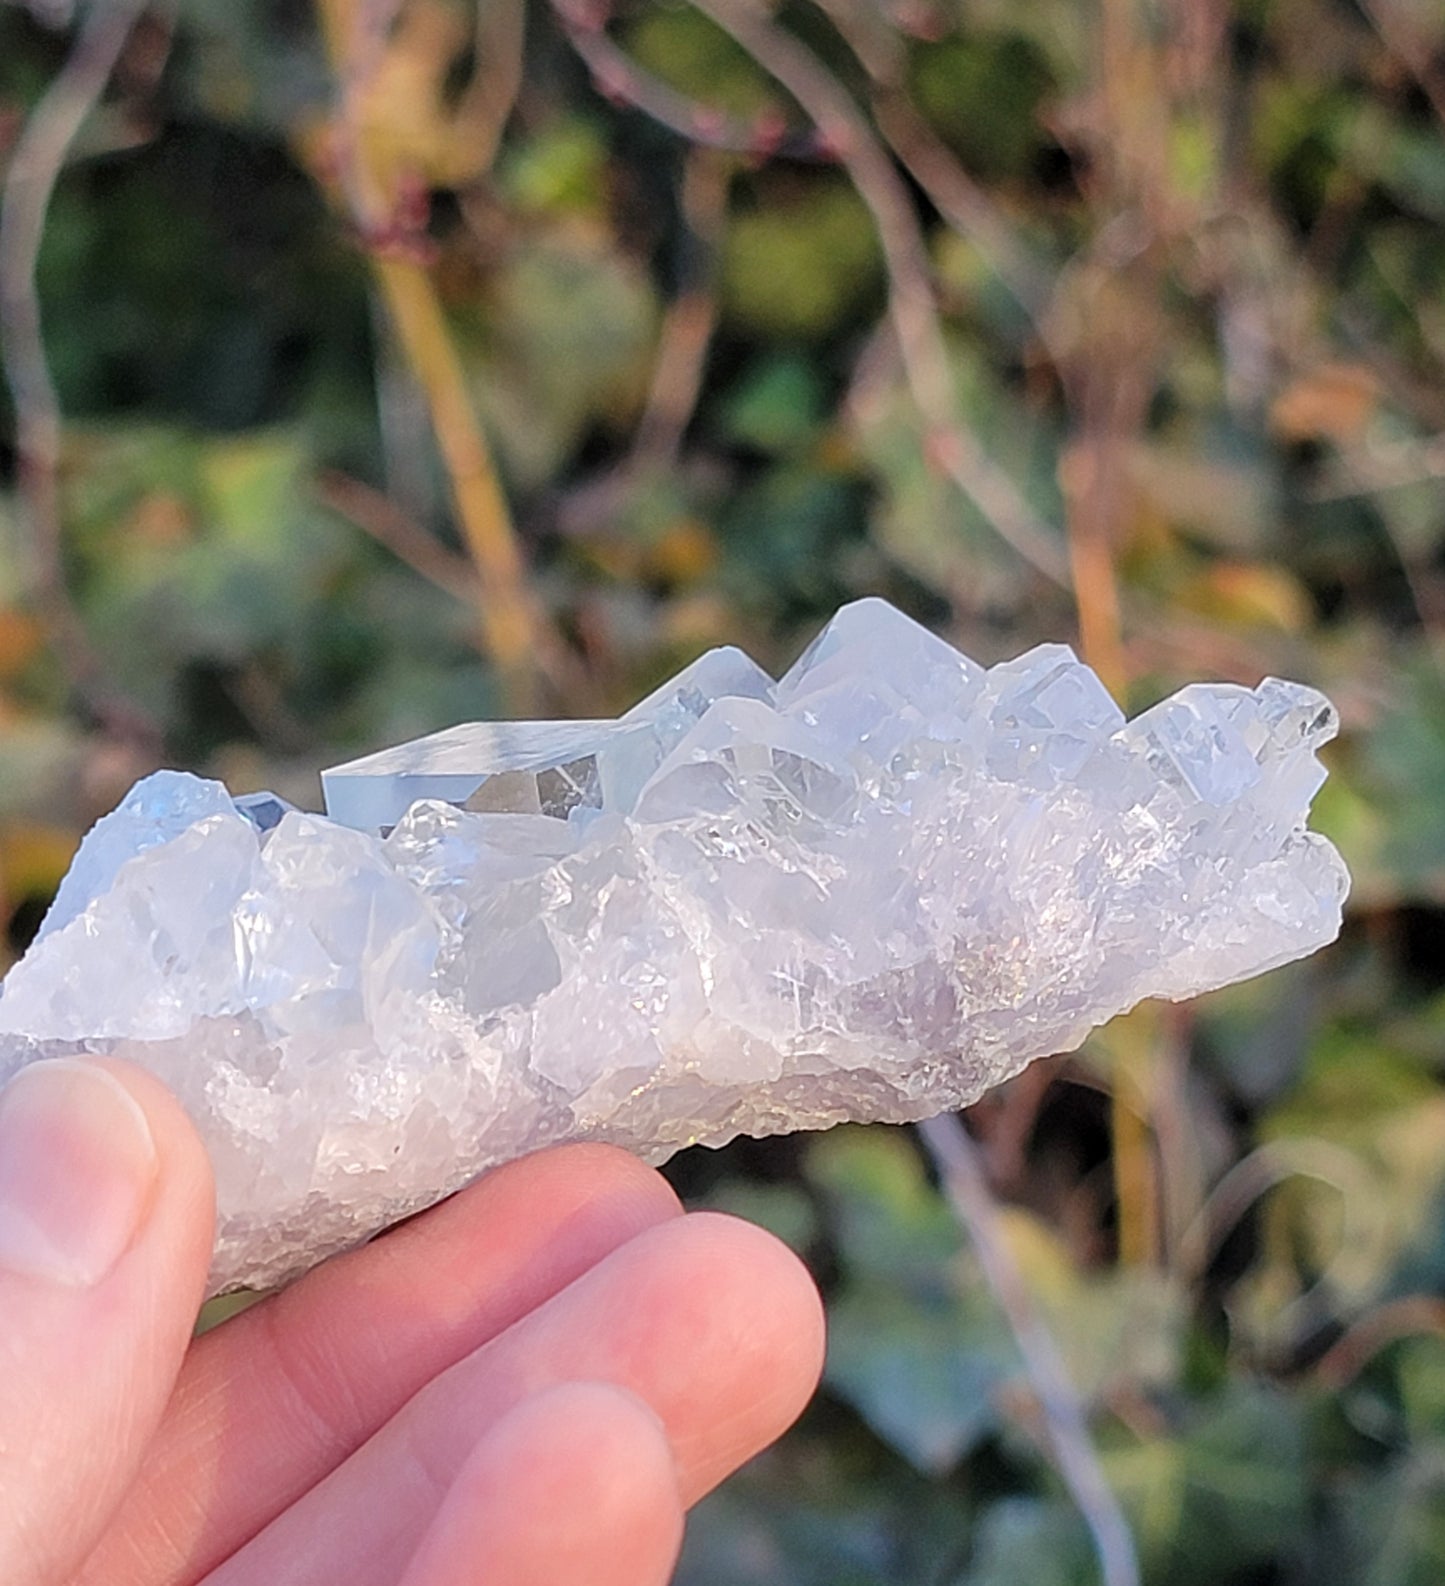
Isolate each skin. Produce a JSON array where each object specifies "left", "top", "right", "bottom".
[{"left": 0, "top": 1060, "right": 825, "bottom": 1586}]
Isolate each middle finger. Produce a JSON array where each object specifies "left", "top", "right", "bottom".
[{"left": 206, "top": 1212, "right": 824, "bottom": 1586}]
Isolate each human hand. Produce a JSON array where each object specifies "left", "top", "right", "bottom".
[{"left": 0, "top": 1058, "right": 824, "bottom": 1586}]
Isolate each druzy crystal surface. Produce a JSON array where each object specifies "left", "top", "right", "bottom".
[{"left": 0, "top": 601, "right": 1348, "bottom": 1292}]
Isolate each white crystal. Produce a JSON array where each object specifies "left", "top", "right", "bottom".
[
  {"left": 234, "top": 790, "right": 298, "bottom": 833},
  {"left": 0, "top": 601, "right": 1349, "bottom": 1293}
]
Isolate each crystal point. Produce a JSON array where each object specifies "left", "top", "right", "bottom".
[{"left": 0, "top": 601, "right": 1349, "bottom": 1293}]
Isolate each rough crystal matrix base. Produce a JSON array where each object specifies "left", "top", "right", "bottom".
[{"left": 0, "top": 601, "right": 1348, "bottom": 1293}]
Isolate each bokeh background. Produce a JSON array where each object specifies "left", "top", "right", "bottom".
[{"left": 2, "top": 1, "right": 1444, "bottom": 1581}]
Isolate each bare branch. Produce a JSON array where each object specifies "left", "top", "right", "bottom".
[
  {"left": 813, "top": 0, "right": 1056, "bottom": 329},
  {"left": 919, "top": 1113, "right": 1141, "bottom": 1586},
  {"left": 627, "top": 146, "right": 729, "bottom": 471},
  {"left": 1174, "top": 1137, "right": 1384, "bottom": 1291},
  {"left": 0, "top": 0, "right": 161, "bottom": 748},
  {"left": 688, "top": 0, "right": 1071, "bottom": 587},
  {"left": 314, "top": 0, "right": 561, "bottom": 713},
  {"left": 1362, "top": 0, "right": 1445, "bottom": 130},
  {"left": 455, "top": 0, "right": 527, "bottom": 173},
  {"left": 549, "top": 0, "right": 831, "bottom": 161},
  {"left": 1314, "top": 1295, "right": 1445, "bottom": 1390},
  {"left": 314, "top": 469, "right": 482, "bottom": 604}
]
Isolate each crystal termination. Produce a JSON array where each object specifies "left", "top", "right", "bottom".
[{"left": 0, "top": 602, "right": 1348, "bottom": 1293}]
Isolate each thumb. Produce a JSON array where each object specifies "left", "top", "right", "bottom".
[{"left": 0, "top": 1057, "right": 215, "bottom": 1585}]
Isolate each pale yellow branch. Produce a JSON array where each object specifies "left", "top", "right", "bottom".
[{"left": 314, "top": 0, "right": 545, "bottom": 710}]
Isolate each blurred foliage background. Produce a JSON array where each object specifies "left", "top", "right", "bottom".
[{"left": 2, "top": 0, "right": 1445, "bottom": 1581}]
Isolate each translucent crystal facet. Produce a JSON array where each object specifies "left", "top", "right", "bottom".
[{"left": 0, "top": 601, "right": 1349, "bottom": 1293}]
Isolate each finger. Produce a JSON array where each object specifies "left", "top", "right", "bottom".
[
  {"left": 0, "top": 1058, "right": 214, "bottom": 1586},
  {"left": 397, "top": 1383, "right": 683, "bottom": 1586},
  {"left": 78, "top": 1143, "right": 682, "bottom": 1586},
  {"left": 210, "top": 1212, "right": 825, "bottom": 1586}
]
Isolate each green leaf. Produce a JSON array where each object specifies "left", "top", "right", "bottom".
[
  {"left": 1006, "top": 1214, "right": 1186, "bottom": 1401},
  {"left": 719, "top": 460, "right": 868, "bottom": 618},
  {"left": 1365, "top": 662, "right": 1445, "bottom": 899},
  {"left": 807, "top": 1127, "right": 962, "bottom": 1291},
  {"left": 1397, "top": 1338, "right": 1445, "bottom": 1445},
  {"left": 909, "top": 34, "right": 1056, "bottom": 183},
  {"left": 675, "top": 1438, "right": 969, "bottom": 1586},
  {"left": 809, "top": 1130, "right": 1014, "bottom": 1471},
  {"left": 469, "top": 235, "right": 659, "bottom": 488},
  {"left": 499, "top": 118, "right": 611, "bottom": 220},
  {"left": 954, "top": 1498, "right": 1095, "bottom": 1586},
  {"left": 722, "top": 179, "right": 882, "bottom": 341},
  {"left": 1106, "top": 1385, "right": 1311, "bottom": 1586},
  {"left": 719, "top": 356, "right": 826, "bottom": 455},
  {"left": 1335, "top": 1445, "right": 1445, "bottom": 1586},
  {"left": 1240, "top": 1023, "right": 1445, "bottom": 1324},
  {"left": 827, "top": 1283, "right": 1010, "bottom": 1473},
  {"left": 625, "top": 8, "right": 777, "bottom": 121}
]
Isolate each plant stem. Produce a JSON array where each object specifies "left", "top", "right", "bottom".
[
  {"left": 0, "top": 0, "right": 162, "bottom": 749},
  {"left": 919, "top": 1113, "right": 1141, "bottom": 1586},
  {"left": 314, "top": 0, "right": 544, "bottom": 712}
]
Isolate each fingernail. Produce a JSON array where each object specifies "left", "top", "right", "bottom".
[{"left": 0, "top": 1060, "right": 158, "bottom": 1286}]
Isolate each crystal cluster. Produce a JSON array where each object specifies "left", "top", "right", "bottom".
[{"left": 0, "top": 601, "right": 1348, "bottom": 1293}]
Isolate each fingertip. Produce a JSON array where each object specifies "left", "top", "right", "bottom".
[
  {"left": 182, "top": 1206, "right": 826, "bottom": 1584},
  {"left": 498, "top": 1380, "right": 683, "bottom": 1510},
  {"left": 90, "top": 1057, "right": 216, "bottom": 1288},
  {"left": 507, "top": 1142, "right": 685, "bottom": 1226},
  {"left": 655, "top": 1212, "right": 825, "bottom": 1493},
  {"left": 401, "top": 1381, "right": 684, "bottom": 1586},
  {"left": 683, "top": 1211, "right": 827, "bottom": 1372},
  {"left": 662, "top": 1211, "right": 826, "bottom": 1389},
  {"left": 0, "top": 1058, "right": 215, "bottom": 1583}
]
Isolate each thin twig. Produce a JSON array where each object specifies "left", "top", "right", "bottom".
[
  {"left": 0, "top": 0, "right": 161, "bottom": 748},
  {"left": 1174, "top": 1137, "right": 1384, "bottom": 1290},
  {"left": 813, "top": 0, "right": 1055, "bottom": 329},
  {"left": 1304, "top": 432, "right": 1445, "bottom": 501},
  {"left": 688, "top": 0, "right": 1069, "bottom": 587},
  {"left": 455, "top": 0, "right": 527, "bottom": 175},
  {"left": 370, "top": 286, "right": 440, "bottom": 522},
  {"left": 550, "top": 0, "right": 831, "bottom": 162},
  {"left": 314, "top": 469, "right": 482, "bottom": 603},
  {"left": 548, "top": 149, "right": 726, "bottom": 550},
  {"left": 1174, "top": 1138, "right": 1397, "bottom": 1363},
  {"left": 1361, "top": 0, "right": 1445, "bottom": 129},
  {"left": 1060, "top": 0, "right": 1187, "bottom": 1257},
  {"left": 1150, "top": 1004, "right": 1204, "bottom": 1272},
  {"left": 627, "top": 146, "right": 729, "bottom": 471},
  {"left": 1099, "top": 1007, "right": 1161, "bottom": 1267},
  {"left": 315, "top": 469, "right": 593, "bottom": 710},
  {"left": 1307, "top": 421, "right": 1445, "bottom": 675},
  {"left": 919, "top": 1113, "right": 1141, "bottom": 1586},
  {"left": 1314, "top": 1295, "right": 1445, "bottom": 1390}
]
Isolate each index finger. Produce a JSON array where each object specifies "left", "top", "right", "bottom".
[{"left": 76, "top": 1143, "right": 682, "bottom": 1586}]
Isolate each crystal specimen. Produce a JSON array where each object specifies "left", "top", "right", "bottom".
[{"left": 0, "top": 600, "right": 1349, "bottom": 1293}]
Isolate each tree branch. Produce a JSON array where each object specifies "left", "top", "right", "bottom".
[
  {"left": 1362, "top": 0, "right": 1445, "bottom": 130},
  {"left": 550, "top": 0, "right": 831, "bottom": 162},
  {"left": 813, "top": 0, "right": 1056, "bottom": 329},
  {"left": 0, "top": 0, "right": 161, "bottom": 749},
  {"left": 1314, "top": 1295, "right": 1445, "bottom": 1390},
  {"left": 626, "top": 146, "right": 729, "bottom": 471},
  {"left": 313, "top": 0, "right": 556, "bottom": 712},
  {"left": 314, "top": 469, "right": 481, "bottom": 604},
  {"left": 688, "top": 0, "right": 1071, "bottom": 587},
  {"left": 919, "top": 1113, "right": 1141, "bottom": 1586}
]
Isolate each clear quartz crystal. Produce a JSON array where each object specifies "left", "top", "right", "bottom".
[{"left": 0, "top": 600, "right": 1349, "bottom": 1293}]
